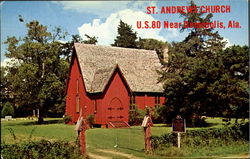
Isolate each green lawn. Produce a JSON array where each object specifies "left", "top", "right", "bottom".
[
  {"left": 1, "top": 118, "right": 76, "bottom": 144},
  {"left": 1, "top": 117, "right": 249, "bottom": 158}
]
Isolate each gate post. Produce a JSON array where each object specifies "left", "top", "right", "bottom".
[
  {"left": 79, "top": 119, "right": 86, "bottom": 155},
  {"left": 75, "top": 109, "right": 87, "bottom": 156}
]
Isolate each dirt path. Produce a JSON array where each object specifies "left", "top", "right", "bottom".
[
  {"left": 88, "top": 152, "right": 112, "bottom": 159},
  {"left": 88, "top": 149, "right": 143, "bottom": 159},
  {"left": 221, "top": 154, "right": 249, "bottom": 158},
  {"left": 88, "top": 150, "right": 249, "bottom": 159},
  {"left": 97, "top": 149, "right": 143, "bottom": 159}
]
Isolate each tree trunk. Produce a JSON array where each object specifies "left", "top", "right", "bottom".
[
  {"left": 37, "top": 105, "right": 44, "bottom": 124},
  {"left": 38, "top": 113, "right": 44, "bottom": 124},
  {"left": 235, "top": 117, "right": 238, "bottom": 123}
]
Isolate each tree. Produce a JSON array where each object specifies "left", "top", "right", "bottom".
[
  {"left": 1, "top": 102, "right": 14, "bottom": 117},
  {"left": 179, "top": 0, "right": 226, "bottom": 57},
  {"left": 158, "top": 1, "right": 248, "bottom": 125},
  {"left": 4, "top": 20, "right": 69, "bottom": 123},
  {"left": 112, "top": 21, "right": 169, "bottom": 63},
  {"left": 0, "top": 67, "right": 8, "bottom": 105},
  {"left": 61, "top": 34, "right": 84, "bottom": 63},
  {"left": 208, "top": 45, "right": 249, "bottom": 121},
  {"left": 60, "top": 34, "right": 97, "bottom": 64},
  {"left": 112, "top": 20, "right": 138, "bottom": 48},
  {"left": 83, "top": 34, "right": 98, "bottom": 45},
  {"left": 137, "top": 38, "right": 169, "bottom": 63}
]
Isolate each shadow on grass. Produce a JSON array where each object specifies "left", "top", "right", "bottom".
[
  {"left": 154, "top": 122, "right": 221, "bottom": 128},
  {"left": 186, "top": 121, "right": 221, "bottom": 128},
  {"left": 206, "top": 122, "right": 221, "bottom": 127},
  {"left": 4, "top": 119, "right": 64, "bottom": 126},
  {"left": 153, "top": 124, "right": 169, "bottom": 127},
  {"left": 42, "top": 119, "right": 64, "bottom": 124}
]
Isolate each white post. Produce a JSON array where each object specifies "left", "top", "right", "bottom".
[
  {"left": 114, "top": 128, "right": 118, "bottom": 148},
  {"left": 177, "top": 132, "right": 181, "bottom": 148},
  {"left": 37, "top": 109, "right": 40, "bottom": 118}
]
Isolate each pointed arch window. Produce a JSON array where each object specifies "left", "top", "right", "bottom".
[{"left": 76, "top": 79, "right": 79, "bottom": 95}]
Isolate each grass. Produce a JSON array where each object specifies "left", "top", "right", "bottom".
[
  {"left": 1, "top": 118, "right": 76, "bottom": 144},
  {"left": 152, "top": 142, "right": 249, "bottom": 158},
  {"left": 187, "top": 142, "right": 249, "bottom": 157},
  {"left": 86, "top": 127, "right": 146, "bottom": 158},
  {"left": 1, "top": 117, "right": 249, "bottom": 158}
]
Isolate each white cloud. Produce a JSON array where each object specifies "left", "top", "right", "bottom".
[
  {"left": 166, "top": 28, "right": 179, "bottom": 38},
  {"left": 1, "top": 58, "right": 10, "bottom": 67},
  {"left": 1, "top": 58, "right": 18, "bottom": 67},
  {"left": 78, "top": 9, "right": 172, "bottom": 46},
  {"left": 223, "top": 38, "right": 232, "bottom": 48},
  {"left": 52, "top": 1, "right": 156, "bottom": 17},
  {"left": 0, "top": 1, "right": 4, "bottom": 6},
  {"left": 54, "top": 1, "right": 180, "bottom": 44},
  {"left": 57, "top": 40, "right": 67, "bottom": 44}
]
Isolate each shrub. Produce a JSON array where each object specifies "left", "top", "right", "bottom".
[
  {"left": 1, "top": 140, "right": 82, "bottom": 159},
  {"left": 129, "top": 105, "right": 167, "bottom": 125},
  {"left": 129, "top": 109, "right": 138, "bottom": 125},
  {"left": 151, "top": 133, "right": 176, "bottom": 149},
  {"left": 190, "top": 114, "right": 208, "bottom": 127},
  {"left": 151, "top": 121, "right": 249, "bottom": 150},
  {"left": 1, "top": 102, "right": 14, "bottom": 117},
  {"left": 87, "top": 114, "right": 95, "bottom": 128},
  {"left": 150, "top": 105, "right": 165, "bottom": 123},
  {"left": 129, "top": 104, "right": 146, "bottom": 126},
  {"left": 63, "top": 114, "right": 72, "bottom": 124}
]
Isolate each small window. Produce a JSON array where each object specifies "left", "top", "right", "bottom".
[
  {"left": 76, "top": 95, "right": 80, "bottom": 113},
  {"left": 155, "top": 96, "right": 160, "bottom": 106},
  {"left": 130, "top": 94, "right": 136, "bottom": 110},
  {"left": 130, "top": 94, "right": 136, "bottom": 104},
  {"left": 94, "top": 99, "right": 97, "bottom": 114}
]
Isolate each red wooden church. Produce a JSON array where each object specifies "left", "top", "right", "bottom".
[{"left": 65, "top": 43, "right": 165, "bottom": 128}]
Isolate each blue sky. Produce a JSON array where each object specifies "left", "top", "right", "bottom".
[{"left": 1, "top": 0, "right": 248, "bottom": 64}]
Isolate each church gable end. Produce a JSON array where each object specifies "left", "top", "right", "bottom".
[{"left": 66, "top": 44, "right": 165, "bottom": 126}]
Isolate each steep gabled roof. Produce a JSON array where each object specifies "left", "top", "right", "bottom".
[
  {"left": 74, "top": 43, "right": 163, "bottom": 93},
  {"left": 90, "top": 65, "right": 116, "bottom": 93}
]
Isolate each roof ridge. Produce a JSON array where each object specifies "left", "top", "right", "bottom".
[
  {"left": 74, "top": 43, "right": 156, "bottom": 54},
  {"left": 74, "top": 43, "right": 164, "bottom": 93}
]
